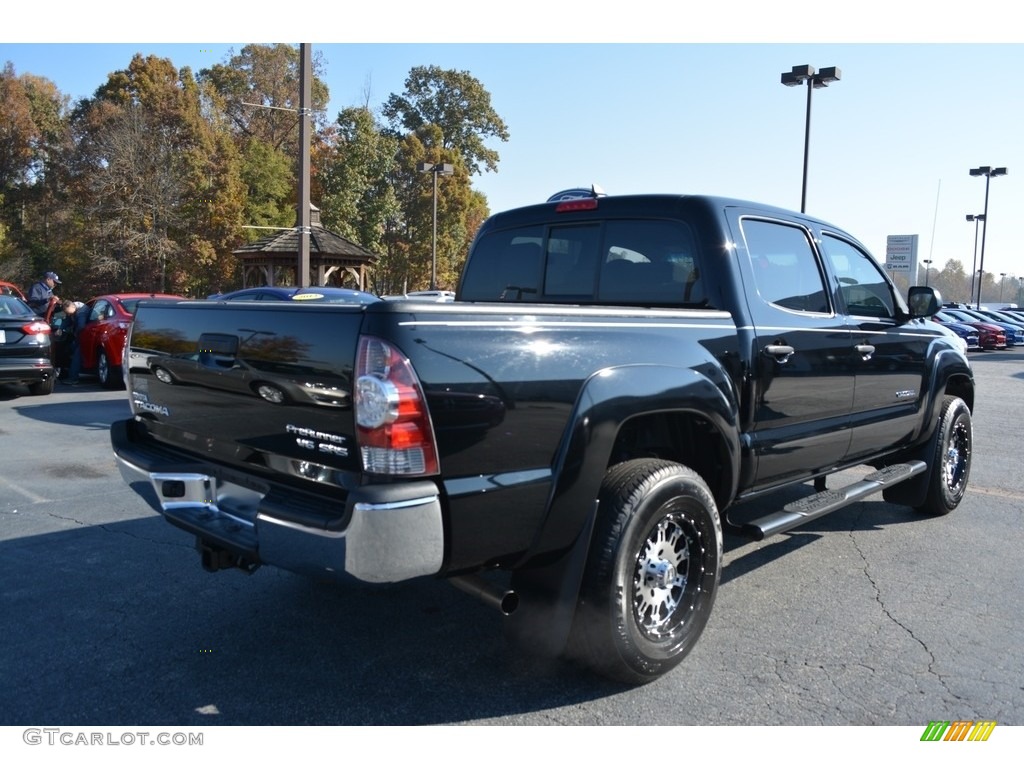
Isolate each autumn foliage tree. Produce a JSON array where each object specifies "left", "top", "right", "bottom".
[
  {"left": 3, "top": 49, "right": 512, "bottom": 297},
  {"left": 200, "top": 45, "right": 330, "bottom": 244},
  {"left": 68, "top": 55, "right": 244, "bottom": 296},
  {"left": 0, "top": 62, "right": 71, "bottom": 284}
]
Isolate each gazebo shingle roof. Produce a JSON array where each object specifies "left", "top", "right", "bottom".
[
  {"left": 233, "top": 224, "right": 377, "bottom": 260},
  {"left": 232, "top": 206, "right": 379, "bottom": 290}
]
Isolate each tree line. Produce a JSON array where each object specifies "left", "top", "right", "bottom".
[
  {"left": 895, "top": 260, "right": 1023, "bottom": 308},
  {"left": 0, "top": 45, "right": 508, "bottom": 298}
]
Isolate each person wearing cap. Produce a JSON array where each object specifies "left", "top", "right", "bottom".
[{"left": 27, "top": 271, "right": 61, "bottom": 316}]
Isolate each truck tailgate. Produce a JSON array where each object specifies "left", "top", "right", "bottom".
[{"left": 126, "top": 301, "right": 364, "bottom": 484}]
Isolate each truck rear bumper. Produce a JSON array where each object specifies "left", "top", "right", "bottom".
[{"left": 111, "top": 419, "right": 444, "bottom": 583}]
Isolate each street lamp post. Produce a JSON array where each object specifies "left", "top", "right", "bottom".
[
  {"left": 922, "top": 259, "right": 932, "bottom": 287},
  {"left": 999, "top": 273, "right": 1007, "bottom": 303},
  {"left": 781, "top": 64, "right": 841, "bottom": 213},
  {"left": 969, "top": 166, "right": 1007, "bottom": 308},
  {"left": 418, "top": 162, "right": 455, "bottom": 291},
  {"left": 966, "top": 213, "right": 985, "bottom": 303}
]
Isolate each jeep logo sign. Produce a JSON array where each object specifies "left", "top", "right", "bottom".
[{"left": 885, "top": 234, "right": 919, "bottom": 274}]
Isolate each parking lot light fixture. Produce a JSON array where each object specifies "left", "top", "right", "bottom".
[
  {"left": 780, "top": 64, "right": 841, "bottom": 213},
  {"left": 418, "top": 162, "right": 455, "bottom": 291},
  {"left": 969, "top": 166, "right": 1007, "bottom": 309},
  {"left": 922, "top": 259, "right": 933, "bottom": 287}
]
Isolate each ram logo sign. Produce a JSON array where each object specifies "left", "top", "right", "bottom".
[{"left": 920, "top": 720, "right": 997, "bottom": 741}]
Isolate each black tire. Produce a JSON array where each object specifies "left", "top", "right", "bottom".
[
  {"left": 571, "top": 459, "right": 722, "bottom": 684},
  {"left": 917, "top": 395, "right": 972, "bottom": 516},
  {"left": 28, "top": 377, "right": 55, "bottom": 396},
  {"left": 97, "top": 349, "right": 123, "bottom": 389}
]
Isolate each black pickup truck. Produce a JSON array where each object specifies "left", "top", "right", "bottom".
[{"left": 111, "top": 193, "right": 974, "bottom": 683}]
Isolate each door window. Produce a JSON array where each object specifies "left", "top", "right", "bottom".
[
  {"left": 740, "top": 218, "right": 830, "bottom": 314},
  {"left": 819, "top": 234, "right": 895, "bottom": 319}
]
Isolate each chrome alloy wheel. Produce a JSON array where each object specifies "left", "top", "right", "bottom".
[
  {"left": 942, "top": 417, "right": 971, "bottom": 496},
  {"left": 632, "top": 513, "right": 699, "bottom": 640}
]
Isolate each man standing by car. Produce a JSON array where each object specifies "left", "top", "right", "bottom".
[
  {"left": 27, "top": 271, "right": 61, "bottom": 317},
  {"left": 54, "top": 300, "right": 84, "bottom": 382}
]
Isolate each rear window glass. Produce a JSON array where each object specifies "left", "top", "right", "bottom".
[{"left": 460, "top": 219, "right": 704, "bottom": 306}]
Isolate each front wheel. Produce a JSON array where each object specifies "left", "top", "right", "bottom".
[
  {"left": 254, "top": 382, "right": 287, "bottom": 404},
  {"left": 571, "top": 459, "right": 722, "bottom": 684},
  {"left": 917, "top": 396, "right": 972, "bottom": 516}
]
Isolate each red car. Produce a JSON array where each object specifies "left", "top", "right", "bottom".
[
  {"left": 0, "top": 280, "right": 28, "bottom": 301},
  {"left": 78, "top": 293, "right": 185, "bottom": 388},
  {"left": 934, "top": 311, "right": 1005, "bottom": 351}
]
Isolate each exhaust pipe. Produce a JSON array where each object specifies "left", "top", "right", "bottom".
[{"left": 449, "top": 574, "right": 519, "bottom": 615}]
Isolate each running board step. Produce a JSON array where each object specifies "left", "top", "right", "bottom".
[{"left": 743, "top": 460, "right": 928, "bottom": 541}]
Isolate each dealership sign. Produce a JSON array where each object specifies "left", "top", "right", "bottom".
[{"left": 885, "top": 235, "right": 919, "bottom": 278}]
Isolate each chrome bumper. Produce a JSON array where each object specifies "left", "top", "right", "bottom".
[{"left": 113, "top": 429, "right": 444, "bottom": 584}]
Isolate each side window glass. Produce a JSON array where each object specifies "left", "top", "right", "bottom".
[
  {"left": 819, "top": 234, "right": 895, "bottom": 319},
  {"left": 597, "top": 220, "right": 704, "bottom": 306},
  {"left": 741, "top": 218, "right": 829, "bottom": 313},
  {"left": 459, "top": 226, "right": 545, "bottom": 301}
]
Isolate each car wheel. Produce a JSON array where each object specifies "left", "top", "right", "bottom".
[
  {"left": 152, "top": 366, "right": 174, "bottom": 385},
  {"left": 570, "top": 459, "right": 722, "bottom": 684},
  {"left": 97, "top": 349, "right": 124, "bottom": 389},
  {"left": 916, "top": 396, "right": 972, "bottom": 516},
  {"left": 255, "top": 383, "right": 286, "bottom": 404},
  {"left": 28, "top": 377, "right": 55, "bottom": 396}
]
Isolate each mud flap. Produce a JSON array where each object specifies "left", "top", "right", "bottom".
[{"left": 504, "top": 502, "right": 598, "bottom": 659}]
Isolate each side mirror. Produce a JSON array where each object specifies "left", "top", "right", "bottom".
[{"left": 907, "top": 286, "right": 941, "bottom": 318}]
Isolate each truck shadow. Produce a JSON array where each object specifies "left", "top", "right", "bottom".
[
  {"left": 0, "top": 515, "right": 629, "bottom": 727},
  {"left": 720, "top": 483, "right": 928, "bottom": 586},
  {"left": 0, "top": 484, "right": 932, "bottom": 727}
]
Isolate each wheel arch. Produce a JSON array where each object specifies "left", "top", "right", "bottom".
[
  {"left": 527, "top": 363, "right": 739, "bottom": 566},
  {"left": 504, "top": 363, "right": 739, "bottom": 659}
]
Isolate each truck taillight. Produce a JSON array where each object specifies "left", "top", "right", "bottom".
[{"left": 355, "top": 336, "right": 439, "bottom": 476}]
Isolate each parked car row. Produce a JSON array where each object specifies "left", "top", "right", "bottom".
[{"left": 933, "top": 303, "right": 1024, "bottom": 352}]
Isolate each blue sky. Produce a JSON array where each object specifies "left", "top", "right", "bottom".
[{"left": 3, "top": 4, "right": 1022, "bottom": 285}]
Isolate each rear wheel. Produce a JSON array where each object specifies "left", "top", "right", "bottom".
[
  {"left": 571, "top": 459, "right": 722, "bottom": 684},
  {"left": 97, "top": 349, "right": 124, "bottom": 389},
  {"left": 917, "top": 396, "right": 972, "bottom": 516},
  {"left": 28, "top": 377, "right": 55, "bottom": 396}
]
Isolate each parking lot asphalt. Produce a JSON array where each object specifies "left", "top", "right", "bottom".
[{"left": 1, "top": 353, "right": 1022, "bottom": 728}]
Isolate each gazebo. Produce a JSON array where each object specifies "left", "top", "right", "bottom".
[{"left": 233, "top": 205, "right": 379, "bottom": 290}]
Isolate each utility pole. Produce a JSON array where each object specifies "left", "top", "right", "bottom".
[{"left": 297, "top": 43, "right": 312, "bottom": 287}]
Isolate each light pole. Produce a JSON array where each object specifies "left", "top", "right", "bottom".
[
  {"left": 781, "top": 64, "right": 841, "bottom": 213},
  {"left": 966, "top": 213, "right": 985, "bottom": 303},
  {"left": 418, "top": 162, "right": 455, "bottom": 291},
  {"left": 969, "top": 166, "right": 1007, "bottom": 308},
  {"left": 922, "top": 259, "right": 932, "bottom": 287},
  {"left": 999, "top": 273, "right": 1007, "bottom": 303}
]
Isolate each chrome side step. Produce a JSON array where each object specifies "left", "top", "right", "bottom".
[{"left": 743, "top": 461, "right": 928, "bottom": 541}]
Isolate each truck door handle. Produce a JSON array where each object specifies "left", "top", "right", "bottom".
[
  {"left": 855, "top": 344, "right": 876, "bottom": 361},
  {"left": 763, "top": 344, "right": 795, "bottom": 364}
]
